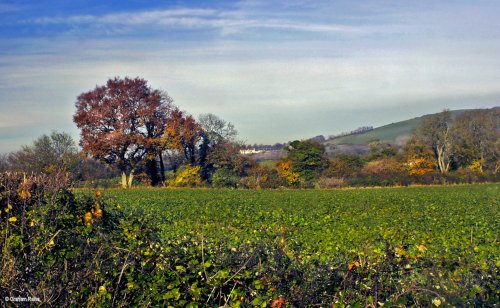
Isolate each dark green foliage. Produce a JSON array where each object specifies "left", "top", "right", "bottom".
[
  {"left": 286, "top": 140, "right": 329, "bottom": 182},
  {"left": 211, "top": 168, "right": 239, "bottom": 188}
]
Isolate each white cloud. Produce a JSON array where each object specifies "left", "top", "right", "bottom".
[{"left": 27, "top": 7, "right": 380, "bottom": 36}]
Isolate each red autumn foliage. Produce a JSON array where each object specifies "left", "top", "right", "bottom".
[
  {"left": 73, "top": 77, "right": 173, "bottom": 186},
  {"left": 164, "top": 108, "right": 202, "bottom": 165}
]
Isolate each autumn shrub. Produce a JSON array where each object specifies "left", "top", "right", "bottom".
[
  {"left": 276, "top": 159, "right": 300, "bottom": 187},
  {"left": 240, "top": 166, "right": 284, "bottom": 189},
  {"left": 315, "top": 177, "right": 345, "bottom": 188},
  {"left": 166, "top": 165, "right": 202, "bottom": 187},
  {"left": 354, "top": 158, "right": 408, "bottom": 186}
]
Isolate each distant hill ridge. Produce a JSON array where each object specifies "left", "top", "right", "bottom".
[
  {"left": 320, "top": 108, "right": 498, "bottom": 155},
  {"left": 324, "top": 109, "right": 478, "bottom": 146}
]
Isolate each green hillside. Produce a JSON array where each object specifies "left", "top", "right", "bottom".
[{"left": 325, "top": 109, "right": 471, "bottom": 146}]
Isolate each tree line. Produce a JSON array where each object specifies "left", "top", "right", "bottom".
[{"left": 1, "top": 77, "right": 498, "bottom": 188}]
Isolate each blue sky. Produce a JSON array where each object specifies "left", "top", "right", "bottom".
[{"left": 1, "top": 0, "right": 500, "bottom": 152}]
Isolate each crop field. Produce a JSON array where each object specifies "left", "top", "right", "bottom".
[{"left": 97, "top": 184, "right": 499, "bottom": 306}]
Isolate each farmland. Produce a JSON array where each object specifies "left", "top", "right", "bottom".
[
  {"left": 2, "top": 175, "right": 499, "bottom": 306},
  {"left": 98, "top": 184, "right": 499, "bottom": 306}
]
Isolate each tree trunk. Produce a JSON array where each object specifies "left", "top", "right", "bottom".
[
  {"left": 436, "top": 145, "right": 449, "bottom": 173},
  {"left": 127, "top": 169, "right": 134, "bottom": 188},
  {"left": 121, "top": 171, "right": 127, "bottom": 188},
  {"left": 159, "top": 153, "right": 165, "bottom": 183},
  {"left": 121, "top": 169, "right": 135, "bottom": 188},
  {"left": 146, "top": 157, "right": 160, "bottom": 186}
]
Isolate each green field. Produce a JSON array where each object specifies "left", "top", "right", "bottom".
[{"left": 98, "top": 184, "right": 499, "bottom": 306}]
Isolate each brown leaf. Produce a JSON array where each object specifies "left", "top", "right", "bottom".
[{"left": 270, "top": 296, "right": 287, "bottom": 308}]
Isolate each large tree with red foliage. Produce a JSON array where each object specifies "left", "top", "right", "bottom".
[{"left": 73, "top": 77, "right": 172, "bottom": 187}]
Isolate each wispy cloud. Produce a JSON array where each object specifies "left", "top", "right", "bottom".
[
  {"left": 32, "top": 8, "right": 216, "bottom": 25},
  {"left": 27, "top": 7, "right": 377, "bottom": 35}
]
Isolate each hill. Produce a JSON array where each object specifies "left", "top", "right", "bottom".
[
  {"left": 327, "top": 109, "right": 475, "bottom": 145},
  {"left": 322, "top": 109, "right": 480, "bottom": 155}
]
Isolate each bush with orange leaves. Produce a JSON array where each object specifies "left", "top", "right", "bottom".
[
  {"left": 276, "top": 159, "right": 300, "bottom": 186},
  {"left": 404, "top": 155, "right": 436, "bottom": 176}
]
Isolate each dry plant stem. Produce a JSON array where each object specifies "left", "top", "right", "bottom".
[{"left": 113, "top": 251, "right": 131, "bottom": 307}]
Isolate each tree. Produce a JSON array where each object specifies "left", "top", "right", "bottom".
[
  {"left": 211, "top": 168, "right": 239, "bottom": 188},
  {"left": 285, "top": 140, "right": 329, "bottom": 182},
  {"left": 451, "top": 108, "right": 499, "bottom": 172},
  {"left": 74, "top": 77, "right": 170, "bottom": 188},
  {"left": 198, "top": 113, "right": 238, "bottom": 180},
  {"left": 198, "top": 113, "right": 237, "bottom": 146},
  {"left": 361, "top": 158, "right": 405, "bottom": 184},
  {"left": 7, "top": 131, "right": 78, "bottom": 174},
  {"left": 0, "top": 154, "right": 8, "bottom": 172},
  {"left": 416, "top": 110, "right": 454, "bottom": 173}
]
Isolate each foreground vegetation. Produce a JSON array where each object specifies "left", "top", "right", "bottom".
[{"left": 1, "top": 172, "right": 498, "bottom": 306}]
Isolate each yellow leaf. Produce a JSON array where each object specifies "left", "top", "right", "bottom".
[
  {"left": 84, "top": 212, "right": 93, "bottom": 224},
  {"left": 8, "top": 217, "right": 17, "bottom": 222},
  {"left": 432, "top": 298, "right": 442, "bottom": 307}
]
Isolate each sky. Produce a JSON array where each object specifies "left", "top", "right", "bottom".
[{"left": 1, "top": 0, "right": 500, "bottom": 152}]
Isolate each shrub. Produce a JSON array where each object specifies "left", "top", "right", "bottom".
[
  {"left": 211, "top": 168, "right": 239, "bottom": 188},
  {"left": 276, "top": 159, "right": 300, "bottom": 186},
  {"left": 240, "top": 166, "right": 284, "bottom": 189},
  {"left": 166, "top": 165, "right": 202, "bottom": 187},
  {"left": 315, "top": 177, "right": 345, "bottom": 188},
  {"left": 0, "top": 172, "right": 118, "bottom": 304}
]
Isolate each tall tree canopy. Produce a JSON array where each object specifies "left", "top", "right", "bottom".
[
  {"left": 198, "top": 113, "right": 238, "bottom": 180},
  {"left": 74, "top": 77, "right": 172, "bottom": 188},
  {"left": 451, "top": 108, "right": 499, "bottom": 172},
  {"left": 416, "top": 110, "right": 454, "bottom": 173},
  {"left": 285, "top": 140, "right": 329, "bottom": 182}
]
